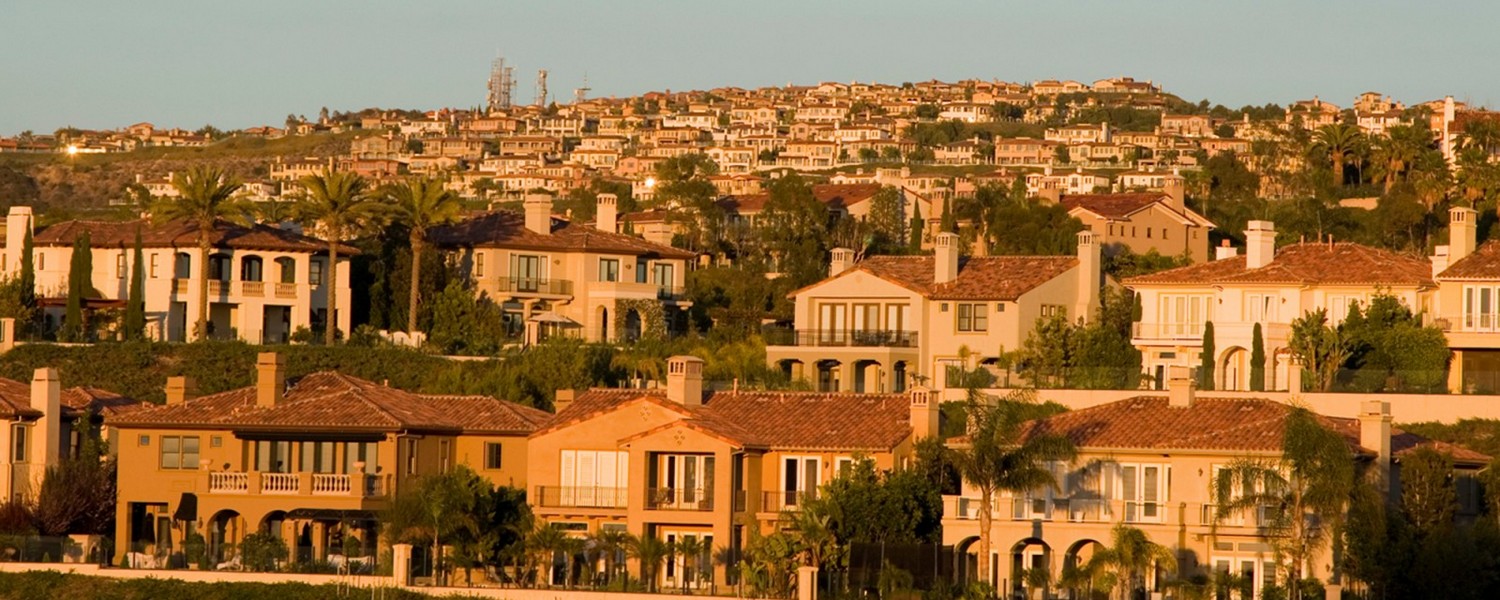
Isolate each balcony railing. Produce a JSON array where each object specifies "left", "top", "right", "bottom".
[
  {"left": 1132, "top": 322, "right": 1290, "bottom": 342},
  {"left": 656, "top": 285, "right": 687, "bottom": 301},
  {"left": 646, "top": 488, "right": 714, "bottom": 511},
  {"left": 499, "top": 277, "right": 574, "bottom": 296},
  {"left": 261, "top": 472, "right": 300, "bottom": 494},
  {"left": 204, "top": 471, "right": 388, "bottom": 498},
  {"left": 945, "top": 496, "right": 1278, "bottom": 529},
  {"left": 173, "top": 279, "right": 190, "bottom": 295},
  {"left": 533, "top": 486, "right": 628, "bottom": 509},
  {"left": 762, "top": 328, "right": 919, "bottom": 348},
  {"left": 208, "top": 280, "right": 227, "bottom": 295},
  {"left": 274, "top": 282, "right": 298, "bottom": 299},
  {"left": 761, "top": 489, "right": 819, "bottom": 512},
  {"left": 240, "top": 281, "right": 265, "bottom": 297},
  {"left": 209, "top": 472, "right": 248, "bottom": 494},
  {"left": 312, "top": 474, "right": 352, "bottom": 495}
]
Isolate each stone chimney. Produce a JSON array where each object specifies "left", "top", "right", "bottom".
[
  {"left": 596, "top": 193, "right": 618, "bottom": 233},
  {"left": 665, "top": 356, "right": 705, "bottom": 406},
  {"left": 908, "top": 386, "right": 939, "bottom": 441},
  {"left": 1076, "top": 230, "right": 1100, "bottom": 320},
  {"left": 1163, "top": 171, "right": 1186, "bottom": 213},
  {"left": 1450, "top": 206, "right": 1477, "bottom": 263},
  {"left": 165, "top": 376, "right": 198, "bottom": 405},
  {"left": 524, "top": 193, "right": 553, "bottom": 235},
  {"left": 829, "top": 248, "right": 855, "bottom": 277},
  {"left": 30, "top": 368, "right": 59, "bottom": 468},
  {"left": 5, "top": 206, "right": 32, "bottom": 277},
  {"left": 1245, "top": 220, "right": 1276, "bottom": 270},
  {"left": 554, "top": 389, "right": 575, "bottom": 415},
  {"left": 256, "top": 352, "right": 286, "bottom": 408},
  {"left": 1359, "top": 400, "right": 1393, "bottom": 495},
  {"left": 934, "top": 233, "right": 960, "bottom": 285},
  {"left": 1215, "top": 239, "right": 1239, "bottom": 261},
  {"left": 1167, "top": 365, "right": 1195, "bottom": 408}
]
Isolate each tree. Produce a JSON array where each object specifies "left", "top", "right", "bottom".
[
  {"left": 1401, "top": 447, "right": 1456, "bottom": 536},
  {"left": 1288, "top": 309, "right": 1348, "bottom": 392},
  {"left": 386, "top": 465, "right": 484, "bottom": 586},
  {"left": 1338, "top": 294, "right": 1450, "bottom": 393},
  {"left": 34, "top": 437, "right": 115, "bottom": 536},
  {"left": 1014, "top": 289, "right": 1141, "bottom": 389},
  {"left": 18, "top": 227, "right": 34, "bottom": 334},
  {"left": 1198, "top": 321, "right": 1215, "bottom": 390},
  {"left": 1250, "top": 323, "right": 1265, "bottom": 392},
  {"left": 1085, "top": 525, "right": 1177, "bottom": 600},
  {"left": 155, "top": 166, "right": 245, "bottom": 340},
  {"left": 950, "top": 392, "right": 1077, "bottom": 587},
  {"left": 385, "top": 177, "right": 463, "bottom": 334},
  {"left": 1312, "top": 123, "right": 1364, "bottom": 186},
  {"left": 293, "top": 171, "right": 383, "bottom": 345},
  {"left": 626, "top": 533, "right": 673, "bottom": 593},
  {"left": 123, "top": 229, "right": 146, "bottom": 341},
  {"left": 60, "top": 232, "right": 92, "bottom": 342},
  {"left": 865, "top": 187, "right": 908, "bottom": 254},
  {"left": 1212, "top": 407, "right": 1357, "bottom": 600}
]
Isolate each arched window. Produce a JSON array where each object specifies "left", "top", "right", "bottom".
[
  {"left": 174, "top": 253, "right": 192, "bottom": 279},
  {"left": 275, "top": 258, "right": 296, "bottom": 284},
  {"left": 240, "top": 255, "right": 263, "bottom": 282},
  {"left": 208, "top": 254, "right": 232, "bottom": 282}
]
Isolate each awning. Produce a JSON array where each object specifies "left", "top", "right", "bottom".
[
  {"left": 172, "top": 492, "right": 198, "bottom": 522},
  {"left": 527, "top": 311, "right": 580, "bottom": 326},
  {"left": 285, "top": 508, "right": 381, "bottom": 522}
]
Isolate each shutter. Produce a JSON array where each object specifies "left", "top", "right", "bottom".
[{"left": 560, "top": 450, "right": 576, "bottom": 506}]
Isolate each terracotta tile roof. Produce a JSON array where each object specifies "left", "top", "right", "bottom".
[
  {"left": 1437, "top": 240, "right": 1500, "bottom": 279},
  {"left": 0, "top": 379, "right": 43, "bottom": 419},
  {"left": 1061, "top": 193, "right": 1168, "bottom": 220},
  {"left": 718, "top": 183, "right": 882, "bottom": 214},
  {"left": 1003, "top": 395, "right": 1489, "bottom": 465},
  {"left": 110, "top": 372, "right": 544, "bottom": 434},
  {"left": 1124, "top": 243, "right": 1433, "bottom": 287},
  {"left": 822, "top": 255, "right": 1077, "bottom": 301},
  {"left": 33, "top": 219, "right": 357, "bottom": 255},
  {"left": 537, "top": 388, "right": 913, "bottom": 451},
  {"left": 62, "top": 387, "right": 145, "bottom": 418},
  {"left": 427, "top": 210, "right": 694, "bottom": 259}
]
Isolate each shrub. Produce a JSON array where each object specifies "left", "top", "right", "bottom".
[{"left": 239, "top": 531, "right": 288, "bottom": 572}]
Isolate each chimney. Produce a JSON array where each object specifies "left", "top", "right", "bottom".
[
  {"left": 165, "top": 376, "right": 198, "bottom": 405},
  {"left": 1431, "top": 245, "right": 1451, "bottom": 278},
  {"left": 1449, "top": 206, "right": 1477, "bottom": 263},
  {"left": 30, "top": 368, "right": 60, "bottom": 467},
  {"left": 595, "top": 193, "right": 618, "bottom": 233},
  {"left": 524, "top": 193, "right": 553, "bottom": 235},
  {"left": 1163, "top": 173, "right": 1186, "bottom": 213},
  {"left": 1167, "top": 365, "right": 1195, "bottom": 408},
  {"left": 665, "top": 356, "right": 705, "bottom": 406},
  {"left": 1245, "top": 220, "right": 1276, "bottom": 269},
  {"left": 934, "top": 233, "right": 960, "bottom": 284},
  {"left": 5, "top": 206, "right": 33, "bottom": 276},
  {"left": 829, "top": 248, "right": 855, "bottom": 277},
  {"left": 908, "top": 386, "right": 939, "bottom": 441},
  {"left": 554, "top": 389, "right": 575, "bottom": 414},
  {"left": 1076, "top": 230, "right": 1101, "bottom": 320},
  {"left": 256, "top": 352, "right": 286, "bottom": 408},
  {"left": 1215, "top": 239, "right": 1239, "bottom": 261},
  {"left": 1359, "top": 400, "right": 1393, "bottom": 495}
]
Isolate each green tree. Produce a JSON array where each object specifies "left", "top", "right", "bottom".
[
  {"left": 1250, "top": 323, "right": 1265, "bottom": 392},
  {"left": 293, "top": 171, "right": 384, "bottom": 345},
  {"left": 1198, "top": 321, "right": 1215, "bottom": 390},
  {"left": 864, "top": 187, "right": 908, "bottom": 254},
  {"left": 1288, "top": 308, "right": 1348, "bottom": 392},
  {"left": 626, "top": 533, "right": 673, "bottom": 593},
  {"left": 1338, "top": 293, "right": 1450, "bottom": 392},
  {"left": 60, "top": 232, "right": 92, "bottom": 342},
  {"left": 385, "top": 465, "right": 484, "bottom": 586},
  {"left": 155, "top": 166, "right": 246, "bottom": 340},
  {"left": 951, "top": 392, "right": 1077, "bottom": 587},
  {"left": 1211, "top": 407, "right": 1357, "bottom": 600},
  {"left": 1400, "top": 447, "right": 1456, "bottom": 536},
  {"left": 1085, "top": 524, "right": 1177, "bottom": 600},
  {"left": 123, "top": 229, "right": 146, "bottom": 341},
  {"left": 18, "top": 228, "right": 34, "bottom": 333},
  {"left": 1312, "top": 123, "right": 1364, "bottom": 186},
  {"left": 385, "top": 177, "right": 463, "bottom": 334}
]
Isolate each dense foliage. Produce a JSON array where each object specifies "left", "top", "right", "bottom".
[{"left": 0, "top": 571, "right": 433, "bottom": 600}]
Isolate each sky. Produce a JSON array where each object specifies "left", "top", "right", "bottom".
[{"left": 5, "top": 1, "right": 1500, "bottom": 136}]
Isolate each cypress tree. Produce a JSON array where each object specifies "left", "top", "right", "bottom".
[
  {"left": 1198, "top": 320, "right": 1215, "bottom": 391},
  {"left": 124, "top": 229, "right": 146, "bottom": 340},
  {"left": 908, "top": 202, "right": 924, "bottom": 252},
  {"left": 17, "top": 227, "right": 34, "bottom": 335},
  {"left": 61, "top": 232, "right": 91, "bottom": 342},
  {"left": 1250, "top": 322, "right": 1266, "bottom": 392}
]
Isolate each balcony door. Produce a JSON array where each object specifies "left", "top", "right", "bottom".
[
  {"left": 559, "top": 450, "right": 628, "bottom": 508},
  {"left": 781, "top": 456, "right": 820, "bottom": 508},
  {"left": 1121, "top": 464, "right": 1166, "bottom": 523},
  {"left": 817, "top": 304, "right": 846, "bottom": 344},
  {"left": 511, "top": 254, "right": 543, "bottom": 292},
  {"left": 658, "top": 454, "right": 714, "bottom": 509}
]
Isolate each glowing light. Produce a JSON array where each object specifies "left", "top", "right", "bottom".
[
  {"left": 644, "top": 177, "right": 657, "bottom": 188},
  {"left": 66, "top": 145, "right": 78, "bottom": 156}
]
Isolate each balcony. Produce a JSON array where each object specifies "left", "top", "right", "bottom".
[
  {"left": 274, "top": 282, "right": 298, "bottom": 299},
  {"left": 761, "top": 489, "right": 819, "bottom": 513},
  {"left": 944, "top": 496, "right": 1277, "bottom": 530},
  {"left": 533, "top": 486, "right": 628, "bottom": 509},
  {"left": 239, "top": 281, "right": 265, "bottom": 297},
  {"left": 763, "top": 328, "right": 919, "bottom": 348},
  {"left": 646, "top": 488, "right": 714, "bottom": 511},
  {"left": 1132, "top": 322, "right": 1290, "bottom": 344},
  {"left": 208, "top": 280, "right": 227, "bottom": 295},
  {"left": 498, "top": 277, "right": 574, "bottom": 296},
  {"left": 203, "top": 471, "right": 389, "bottom": 498},
  {"left": 656, "top": 285, "right": 687, "bottom": 301}
]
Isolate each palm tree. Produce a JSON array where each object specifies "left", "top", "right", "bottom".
[
  {"left": 950, "top": 392, "right": 1077, "bottom": 588},
  {"left": 676, "top": 535, "right": 707, "bottom": 591},
  {"left": 1085, "top": 524, "right": 1177, "bottom": 600},
  {"left": 626, "top": 533, "right": 673, "bottom": 593},
  {"left": 593, "top": 528, "right": 631, "bottom": 587},
  {"left": 293, "top": 171, "right": 384, "bottom": 345},
  {"left": 1311, "top": 123, "right": 1363, "bottom": 187},
  {"left": 155, "top": 166, "right": 246, "bottom": 340},
  {"left": 385, "top": 177, "right": 463, "bottom": 334},
  {"left": 525, "top": 522, "right": 567, "bottom": 588},
  {"left": 1368, "top": 125, "right": 1435, "bottom": 193},
  {"left": 1210, "top": 407, "right": 1356, "bottom": 600}
]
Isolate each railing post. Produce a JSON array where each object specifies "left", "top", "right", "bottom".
[
  {"left": 248, "top": 471, "right": 262, "bottom": 494},
  {"left": 299, "top": 472, "right": 313, "bottom": 496}
]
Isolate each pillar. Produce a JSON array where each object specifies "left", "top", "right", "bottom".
[
  {"left": 838, "top": 362, "right": 855, "bottom": 393},
  {"left": 862, "top": 362, "right": 883, "bottom": 393},
  {"left": 1449, "top": 350, "right": 1465, "bottom": 394},
  {"left": 790, "top": 361, "right": 805, "bottom": 384},
  {"left": 311, "top": 521, "right": 327, "bottom": 562},
  {"left": 392, "top": 543, "right": 413, "bottom": 586},
  {"left": 797, "top": 565, "right": 818, "bottom": 600}
]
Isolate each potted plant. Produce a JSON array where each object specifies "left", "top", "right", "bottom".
[{"left": 183, "top": 533, "right": 206, "bottom": 570}]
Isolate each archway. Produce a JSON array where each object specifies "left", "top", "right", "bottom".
[
  {"left": 207, "top": 510, "right": 241, "bottom": 566},
  {"left": 623, "top": 309, "right": 642, "bottom": 342},
  {"left": 853, "top": 359, "right": 882, "bottom": 393},
  {"left": 596, "top": 306, "right": 610, "bottom": 342},
  {"left": 1010, "top": 538, "right": 1052, "bottom": 598},
  {"left": 954, "top": 536, "right": 981, "bottom": 585},
  {"left": 1219, "top": 346, "right": 1248, "bottom": 391},
  {"left": 815, "top": 360, "right": 842, "bottom": 392},
  {"left": 776, "top": 359, "right": 805, "bottom": 384},
  {"left": 1062, "top": 539, "right": 1106, "bottom": 597},
  {"left": 892, "top": 361, "right": 909, "bottom": 392}
]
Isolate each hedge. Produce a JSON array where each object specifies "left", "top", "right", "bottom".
[{"left": 0, "top": 571, "right": 437, "bottom": 600}]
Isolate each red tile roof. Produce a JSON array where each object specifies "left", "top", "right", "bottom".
[
  {"left": 805, "top": 255, "right": 1078, "bottom": 301},
  {"left": 537, "top": 388, "right": 914, "bottom": 451},
  {"left": 110, "top": 372, "right": 546, "bottom": 435},
  {"left": 1438, "top": 240, "right": 1500, "bottom": 279},
  {"left": 33, "top": 219, "right": 357, "bottom": 255},
  {"left": 427, "top": 210, "right": 694, "bottom": 259},
  {"left": 0, "top": 380, "right": 140, "bottom": 420},
  {"left": 1124, "top": 242, "right": 1433, "bottom": 287},
  {"left": 718, "top": 184, "right": 883, "bottom": 214}
]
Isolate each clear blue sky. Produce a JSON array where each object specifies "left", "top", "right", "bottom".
[{"left": 5, "top": 1, "right": 1500, "bottom": 136}]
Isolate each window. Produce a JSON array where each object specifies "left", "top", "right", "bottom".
[
  {"left": 474, "top": 252, "right": 485, "bottom": 278},
  {"left": 344, "top": 441, "right": 378, "bottom": 474},
  {"left": 240, "top": 256, "right": 263, "bottom": 282},
  {"left": 309, "top": 260, "right": 325, "bottom": 286},
  {"left": 210, "top": 436, "right": 221, "bottom": 448},
  {"left": 657, "top": 453, "right": 715, "bottom": 506},
  {"left": 1328, "top": 294, "right": 1364, "bottom": 323},
  {"left": 781, "top": 456, "right": 820, "bottom": 507},
  {"left": 1157, "top": 294, "right": 1210, "bottom": 336},
  {"left": 159, "top": 435, "right": 200, "bottom": 470},
  {"left": 174, "top": 253, "right": 191, "bottom": 279},
  {"left": 484, "top": 442, "right": 503, "bottom": 470},
  {"left": 598, "top": 258, "right": 620, "bottom": 282},
  {"left": 275, "top": 257, "right": 296, "bottom": 284},
  {"left": 957, "top": 303, "right": 988, "bottom": 332},
  {"left": 208, "top": 254, "right": 232, "bottom": 282},
  {"left": 511, "top": 254, "right": 544, "bottom": 290},
  {"left": 299, "top": 441, "right": 337, "bottom": 473},
  {"left": 652, "top": 263, "right": 674, "bottom": 287},
  {"left": 36, "top": 253, "right": 43, "bottom": 271},
  {"left": 405, "top": 439, "right": 418, "bottom": 475},
  {"left": 1041, "top": 304, "right": 1067, "bottom": 318},
  {"left": 255, "top": 440, "right": 292, "bottom": 473},
  {"left": 559, "top": 450, "right": 629, "bottom": 507},
  {"left": 10, "top": 425, "right": 26, "bottom": 463},
  {"left": 440, "top": 439, "right": 451, "bottom": 472},
  {"left": 116, "top": 253, "right": 127, "bottom": 278},
  {"left": 1464, "top": 286, "right": 1500, "bottom": 331},
  {"left": 149, "top": 253, "right": 159, "bottom": 278},
  {"left": 834, "top": 457, "right": 856, "bottom": 477},
  {"left": 1246, "top": 293, "right": 1277, "bottom": 323},
  {"left": 817, "top": 303, "right": 847, "bottom": 344},
  {"left": 1121, "top": 464, "right": 1168, "bottom": 523}
]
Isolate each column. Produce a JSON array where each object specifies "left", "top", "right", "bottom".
[
  {"left": 838, "top": 362, "right": 856, "bottom": 393},
  {"left": 1448, "top": 350, "right": 1465, "bottom": 394}
]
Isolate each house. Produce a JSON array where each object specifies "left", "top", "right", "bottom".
[
  {"left": 765, "top": 231, "right": 1102, "bottom": 393},
  {"left": 425, "top": 194, "right": 696, "bottom": 344},
  {"left": 1431, "top": 207, "right": 1500, "bottom": 393},
  {"left": 526, "top": 355, "right": 938, "bottom": 588},
  {"left": 942, "top": 374, "right": 1487, "bottom": 598},
  {"left": 1045, "top": 124, "right": 1111, "bottom": 145},
  {"left": 108, "top": 354, "right": 548, "bottom": 567},
  {"left": 1060, "top": 188, "right": 1214, "bottom": 263},
  {"left": 994, "top": 138, "right": 1061, "bottom": 167},
  {"left": 2, "top": 207, "right": 355, "bottom": 344},
  {"left": 0, "top": 365, "right": 140, "bottom": 502},
  {"left": 1124, "top": 221, "right": 1435, "bottom": 391},
  {"left": 1160, "top": 114, "right": 1214, "bottom": 138}
]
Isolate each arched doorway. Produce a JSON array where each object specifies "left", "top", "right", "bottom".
[
  {"left": 853, "top": 359, "right": 881, "bottom": 393},
  {"left": 1220, "top": 347, "right": 1248, "bottom": 391},
  {"left": 623, "top": 309, "right": 642, "bottom": 342},
  {"left": 776, "top": 359, "right": 805, "bottom": 384},
  {"left": 954, "top": 536, "right": 981, "bottom": 585},
  {"left": 596, "top": 306, "right": 610, "bottom": 342},
  {"left": 815, "top": 360, "right": 842, "bottom": 392},
  {"left": 1010, "top": 538, "right": 1052, "bottom": 598},
  {"left": 892, "top": 361, "right": 909, "bottom": 392},
  {"left": 1062, "top": 539, "right": 1106, "bottom": 597},
  {"left": 208, "top": 510, "right": 241, "bottom": 566}
]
